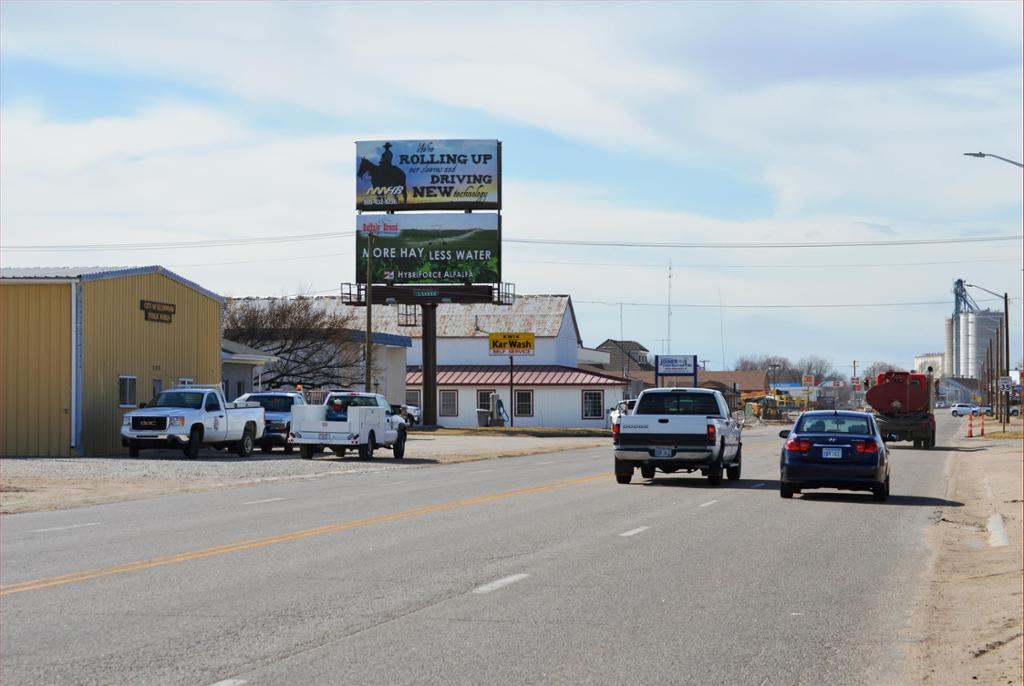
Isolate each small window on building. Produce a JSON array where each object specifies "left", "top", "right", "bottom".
[
  {"left": 178, "top": 377, "right": 194, "bottom": 387},
  {"left": 477, "top": 389, "right": 496, "bottom": 411},
  {"left": 118, "top": 376, "right": 137, "bottom": 408},
  {"left": 406, "top": 389, "right": 421, "bottom": 407},
  {"left": 582, "top": 390, "right": 604, "bottom": 420},
  {"left": 439, "top": 389, "right": 459, "bottom": 417},
  {"left": 515, "top": 390, "right": 533, "bottom": 417}
]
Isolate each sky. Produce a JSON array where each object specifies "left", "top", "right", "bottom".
[{"left": 1, "top": 1, "right": 1021, "bottom": 372}]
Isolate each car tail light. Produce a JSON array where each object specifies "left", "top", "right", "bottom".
[
  {"left": 612, "top": 422, "right": 620, "bottom": 445},
  {"left": 707, "top": 424, "right": 716, "bottom": 446},
  {"left": 785, "top": 438, "right": 811, "bottom": 452},
  {"left": 853, "top": 440, "right": 879, "bottom": 454}
]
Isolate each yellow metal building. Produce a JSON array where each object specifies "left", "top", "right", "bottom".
[{"left": 1, "top": 267, "right": 223, "bottom": 456}]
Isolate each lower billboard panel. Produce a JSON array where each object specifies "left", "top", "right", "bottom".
[{"left": 356, "top": 213, "right": 499, "bottom": 284}]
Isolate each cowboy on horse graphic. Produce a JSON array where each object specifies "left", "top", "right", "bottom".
[{"left": 358, "top": 142, "right": 408, "bottom": 205}]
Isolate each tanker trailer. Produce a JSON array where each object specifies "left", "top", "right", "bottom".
[{"left": 864, "top": 371, "right": 936, "bottom": 449}]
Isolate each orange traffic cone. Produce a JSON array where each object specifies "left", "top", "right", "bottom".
[
  {"left": 967, "top": 414, "right": 974, "bottom": 438},
  {"left": 980, "top": 415, "right": 985, "bottom": 436}
]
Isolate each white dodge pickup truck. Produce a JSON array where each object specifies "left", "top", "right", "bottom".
[
  {"left": 289, "top": 391, "right": 407, "bottom": 460},
  {"left": 613, "top": 387, "right": 742, "bottom": 485},
  {"left": 121, "top": 386, "right": 265, "bottom": 459}
]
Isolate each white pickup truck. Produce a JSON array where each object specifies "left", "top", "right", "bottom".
[
  {"left": 121, "top": 386, "right": 265, "bottom": 459},
  {"left": 613, "top": 387, "right": 742, "bottom": 485},
  {"left": 289, "top": 391, "right": 407, "bottom": 460}
]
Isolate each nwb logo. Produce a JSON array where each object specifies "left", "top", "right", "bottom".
[{"left": 367, "top": 186, "right": 405, "bottom": 196}]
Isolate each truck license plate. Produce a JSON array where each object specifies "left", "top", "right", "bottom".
[
  {"left": 822, "top": 447, "right": 843, "bottom": 459},
  {"left": 653, "top": 448, "right": 672, "bottom": 458},
  {"left": 319, "top": 432, "right": 332, "bottom": 440}
]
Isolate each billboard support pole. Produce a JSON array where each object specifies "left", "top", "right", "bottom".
[
  {"left": 422, "top": 303, "right": 437, "bottom": 426},
  {"left": 364, "top": 232, "right": 374, "bottom": 392}
]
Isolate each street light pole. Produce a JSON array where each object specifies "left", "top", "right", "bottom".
[
  {"left": 966, "top": 283, "right": 1012, "bottom": 427},
  {"left": 963, "top": 152, "right": 1024, "bottom": 169}
]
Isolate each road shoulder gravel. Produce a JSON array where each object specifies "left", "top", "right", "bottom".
[{"left": 900, "top": 426, "right": 1022, "bottom": 685}]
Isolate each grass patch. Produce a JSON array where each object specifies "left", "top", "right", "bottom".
[{"left": 981, "top": 430, "right": 1023, "bottom": 440}]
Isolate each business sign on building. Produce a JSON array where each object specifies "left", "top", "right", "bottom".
[
  {"left": 140, "top": 300, "right": 175, "bottom": 323},
  {"left": 489, "top": 332, "right": 535, "bottom": 356},
  {"left": 656, "top": 355, "right": 697, "bottom": 375},
  {"left": 802, "top": 374, "right": 815, "bottom": 388},
  {"left": 356, "top": 140, "right": 500, "bottom": 211},
  {"left": 356, "top": 213, "right": 500, "bottom": 285}
]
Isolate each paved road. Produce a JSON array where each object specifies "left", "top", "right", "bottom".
[{"left": 1, "top": 416, "right": 963, "bottom": 685}]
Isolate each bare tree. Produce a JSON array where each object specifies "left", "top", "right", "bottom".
[
  {"left": 796, "top": 355, "right": 836, "bottom": 383},
  {"left": 734, "top": 354, "right": 800, "bottom": 383},
  {"left": 862, "top": 361, "right": 904, "bottom": 381},
  {"left": 224, "top": 297, "right": 364, "bottom": 389}
]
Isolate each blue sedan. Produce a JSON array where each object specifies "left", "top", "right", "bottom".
[{"left": 779, "top": 410, "right": 890, "bottom": 501}]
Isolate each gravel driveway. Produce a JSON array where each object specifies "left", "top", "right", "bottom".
[{"left": 0, "top": 434, "right": 608, "bottom": 514}]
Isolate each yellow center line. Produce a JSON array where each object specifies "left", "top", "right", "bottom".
[{"left": 0, "top": 473, "right": 607, "bottom": 597}]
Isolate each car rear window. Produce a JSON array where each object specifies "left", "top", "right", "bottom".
[
  {"left": 796, "top": 416, "right": 870, "bottom": 434},
  {"left": 635, "top": 393, "right": 721, "bottom": 416},
  {"left": 247, "top": 395, "right": 294, "bottom": 412}
]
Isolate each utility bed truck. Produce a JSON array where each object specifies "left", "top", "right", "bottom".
[
  {"left": 289, "top": 392, "right": 407, "bottom": 460},
  {"left": 613, "top": 387, "right": 742, "bottom": 485},
  {"left": 121, "top": 386, "right": 265, "bottom": 459}
]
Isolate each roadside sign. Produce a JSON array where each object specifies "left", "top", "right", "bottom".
[
  {"left": 656, "top": 355, "right": 697, "bottom": 375},
  {"left": 802, "top": 374, "right": 815, "bottom": 388},
  {"left": 488, "top": 332, "right": 535, "bottom": 356},
  {"left": 998, "top": 376, "right": 1012, "bottom": 391}
]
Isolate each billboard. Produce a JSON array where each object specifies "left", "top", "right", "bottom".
[
  {"left": 656, "top": 355, "right": 697, "bottom": 376},
  {"left": 356, "top": 140, "right": 500, "bottom": 211},
  {"left": 489, "top": 332, "right": 535, "bottom": 356},
  {"left": 356, "top": 213, "right": 500, "bottom": 284}
]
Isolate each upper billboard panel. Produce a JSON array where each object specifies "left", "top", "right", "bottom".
[
  {"left": 356, "top": 213, "right": 500, "bottom": 285},
  {"left": 356, "top": 140, "right": 500, "bottom": 211}
]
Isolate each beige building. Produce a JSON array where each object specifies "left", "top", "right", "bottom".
[{"left": 1, "top": 267, "right": 222, "bottom": 456}]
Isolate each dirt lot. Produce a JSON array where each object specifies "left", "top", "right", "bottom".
[
  {"left": 0, "top": 432, "right": 607, "bottom": 514},
  {"left": 901, "top": 425, "right": 1022, "bottom": 685}
]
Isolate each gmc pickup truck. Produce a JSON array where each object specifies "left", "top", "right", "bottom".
[
  {"left": 613, "top": 387, "right": 742, "bottom": 485},
  {"left": 121, "top": 386, "right": 265, "bottom": 459}
]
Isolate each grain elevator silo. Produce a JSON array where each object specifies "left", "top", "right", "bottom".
[{"left": 944, "top": 279, "right": 1005, "bottom": 379}]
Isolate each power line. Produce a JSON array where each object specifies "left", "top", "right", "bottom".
[
  {"left": 575, "top": 296, "right": 1019, "bottom": 310},
  {"left": 1, "top": 231, "right": 355, "bottom": 252},
  {"left": 3, "top": 231, "right": 1019, "bottom": 252},
  {"left": 505, "top": 235, "right": 1022, "bottom": 249}
]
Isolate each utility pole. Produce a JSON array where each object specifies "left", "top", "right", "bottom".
[
  {"left": 666, "top": 260, "right": 672, "bottom": 355},
  {"left": 700, "top": 359, "right": 712, "bottom": 371},
  {"left": 364, "top": 231, "right": 374, "bottom": 392}
]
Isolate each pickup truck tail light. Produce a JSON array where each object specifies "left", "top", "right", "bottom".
[
  {"left": 612, "top": 422, "right": 620, "bottom": 445},
  {"left": 706, "top": 424, "right": 716, "bottom": 446},
  {"left": 785, "top": 438, "right": 811, "bottom": 452},
  {"left": 853, "top": 439, "right": 879, "bottom": 454}
]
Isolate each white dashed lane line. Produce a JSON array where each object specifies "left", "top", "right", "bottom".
[
  {"left": 243, "top": 498, "right": 286, "bottom": 505},
  {"left": 699, "top": 500, "right": 719, "bottom": 508},
  {"left": 619, "top": 526, "right": 650, "bottom": 537},
  {"left": 472, "top": 574, "right": 530, "bottom": 594},
  {"left": 469, "top": 469, "right": 492, "bottom": 474},
  {"left": 31, "top": 522, "right": 101, "bottom": 533},
  {"left": 206, "top": 679, "right": 247, "bottom": 686}
]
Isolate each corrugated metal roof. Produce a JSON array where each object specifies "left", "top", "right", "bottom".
[
  {"left": 1, "top": 266, "right": 224, "bottom": 303},
  {"left": 233, "top": 294, "right": 578, "bottom": 342},
  {"left": 406, "top": 365, "right": 628, "bottom": 386}
]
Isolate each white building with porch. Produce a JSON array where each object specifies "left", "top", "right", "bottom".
[{"left": 312, "top": 294, "right": 627, "bottom": 428}]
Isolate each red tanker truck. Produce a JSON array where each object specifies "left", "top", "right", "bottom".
[{"left": 864, "top": 371, "right": 936, "bottom": 449}]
